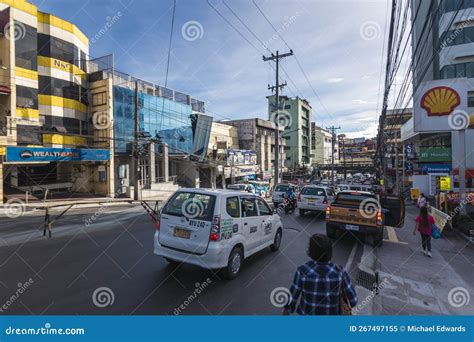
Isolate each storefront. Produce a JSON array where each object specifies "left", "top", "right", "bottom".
[{"left": 2, "top": 146, "right": 111, "bottom": 197}]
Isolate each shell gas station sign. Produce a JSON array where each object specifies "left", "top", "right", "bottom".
[{"left": 414, "top": 78, "right": 471, "bottom": 132}]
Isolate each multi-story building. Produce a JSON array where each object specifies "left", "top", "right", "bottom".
[
  {"left": 402, "top": 0, "right": 474, "bottom": 195},
  {"left": 89, "top": 68, "right": 212, "bottom": 195},
  {"left": 0, "top": 0, "right": 110, "bottom": 202},
  {"left": 0, "top": 0, "right": 213, "bottom": 202},
  {"left": 311, "top": 123, "right": 338, "bottom": 167},
  {"left": 267, "top": 95, "right": 312, "bottom": 168},
  {"left": 383, "top": 108, "right": 412, "bottom": 187},
  {"left": 226, "top": 118, "right": 286, "bottom": 183},
  {"left": 338, "top": 135, "right": 376, "bottom": 167}
]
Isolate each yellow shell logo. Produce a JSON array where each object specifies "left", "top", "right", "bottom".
[{"left": 421, "top": 86, "right": 460, "bottom": 116}]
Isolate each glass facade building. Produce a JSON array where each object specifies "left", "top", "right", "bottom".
[{"left": 113, "top": 85, "right": 212, "bottom": 159}]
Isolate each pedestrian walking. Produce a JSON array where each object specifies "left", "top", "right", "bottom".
[
  {"left": 283, "top": 234, "right": 357, "bottom": 315},
  {"left": 413, "top": 206, "right": 435, "bottom": 258},
  {"left": 417, "top": 193, "right": 427, "bottom": 208}
]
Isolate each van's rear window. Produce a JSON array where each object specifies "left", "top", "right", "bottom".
[
  {"left": 163, "top": 192, "right": 216, "bottom": 221},
  {"left": 301, "top": 187, "right": 325, "bottom": 196},
  {"left": 275, "top": 185, "right": 291, "bottom": 192}
]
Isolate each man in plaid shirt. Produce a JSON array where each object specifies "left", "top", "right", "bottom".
[{"left": 283, "top": 234, "right": 357, "bottom": 315}]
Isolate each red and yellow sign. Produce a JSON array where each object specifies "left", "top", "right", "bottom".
[{"left": 421, "top": 86, "right": 460, "bottom": 116}]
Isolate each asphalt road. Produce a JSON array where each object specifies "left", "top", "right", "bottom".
[{"left": 0, "top": 204, "right": 364, "bottom": 315}]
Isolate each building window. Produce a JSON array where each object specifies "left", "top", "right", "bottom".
[
  {"left": 15, "top": 21, "right": 37, "bottom": 70},
  {"left": 468, "top": 95, "right": 474, "bottom": 107},
  {"left": 284, "top": 104, "right": 291, "bottom": 109},
  {"left": 16, "top": 85, "right": 38, "bottom": 109},
  {"left": 38, "top": 76, "right": 88, "bottom": 105},
  {"left": 92, "top": 92, "right": 108, "bottom": 106}
]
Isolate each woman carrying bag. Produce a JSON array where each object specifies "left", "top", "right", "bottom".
[{"left": 413, "top": 206, "right": 435, "bottom": 257}]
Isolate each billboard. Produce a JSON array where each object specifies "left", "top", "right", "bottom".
[
  {"left": 414, "top": 78, "right": 470, "bottom": 132},
  {"left": 6, "top": 147, "right": 110, "bottom": 162},
  {"left": 419, "top": 147, "right": 451, "bottom": 162}
]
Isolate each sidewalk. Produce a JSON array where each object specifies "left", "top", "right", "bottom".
[
  {"left": 0, "top": 193, "right": 173, "bottom": 218},
  {"left": 370, "top": 206, "right": 474, "bottom": 315}
]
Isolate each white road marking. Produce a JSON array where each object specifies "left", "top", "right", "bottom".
[{"left": 345, "top": 242, "right": 358, "bottom": 271}]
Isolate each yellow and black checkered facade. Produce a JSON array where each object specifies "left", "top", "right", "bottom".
[{"left": 1, "top": 0, "right": 89, "bottom": 147}]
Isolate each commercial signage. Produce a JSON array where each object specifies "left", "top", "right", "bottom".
[
  {"left": 404, "top": 143, "right": 415, "bottom": 159},
  {"left": 405, "top": 161, "right": 413, "bottom": 172},
  {"left": 414, "top": 78, "right": 469, "bottom": 132},
  {"left": 419, "top": 164, "right": 452, "bottom": 173},
  {"left": 6, "top": 147, "right": 110, "bottom": 162},
  {"left": 227, "top": 149, "right": 257, "bottom": 166},
  {"left": 419, "top": 147, "right": 451, "bottom": 162},
  {"left": 439, "top": 176, "right": 451, "bottom": 191},
  {"left": 447, "top": 191, "right": 474, "bottom": 204}
]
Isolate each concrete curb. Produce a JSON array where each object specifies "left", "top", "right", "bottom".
[
  {"left": 353, "top": 244, "right": 378, "bottom": 315},
  {"left": 0, "top": 199, "right": 167, "bottom": 218},
  {"left": 454, "top": 229, "right": 474, "bottom": 245}
]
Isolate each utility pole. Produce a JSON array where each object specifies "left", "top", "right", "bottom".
[
  {"left": 132, "top": 81, "right": 139, "bottom": 200},
  {"left": 394, "top": 137, "right": 399, "bottom": 195},
  {"left": 341, "top": 136, "right": 347, "bottom": 180},
  {"left": 326, "top": 126, "right": 341, "bottom": 186},
  {"left": 263, "top": 50, "right": 293, "bottom": 185}
]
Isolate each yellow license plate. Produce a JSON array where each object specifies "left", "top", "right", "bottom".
[
  {"left": 174, "top": 228, "right": 191, "bottom": 239},
  {"left": 308, "top": 199, "right": 316, "bottom": 203}
]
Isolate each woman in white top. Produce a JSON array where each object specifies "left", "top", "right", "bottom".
[{"left": 417, "top": 193, "right": 427, "bottom": 208}]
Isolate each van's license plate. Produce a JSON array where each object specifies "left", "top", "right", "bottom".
[
  {"left": 346, "top": 224, "right": 359, "bottom": 231},
  {"left": 174, "top": 228, "right": 191, "bottom": 239}
]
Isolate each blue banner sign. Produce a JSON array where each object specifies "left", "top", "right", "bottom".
[
  {"left": 0, "top": 316, "right": 472, "bottom": 342},
  {"left": 6, "top": 147, "right": 110, "bottom": 162},
  {"left": 420, "top": 163, "right": 452, "bottom": 173}
]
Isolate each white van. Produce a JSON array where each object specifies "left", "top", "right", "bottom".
[{"left": 154, "top": 189, "right": 283, "bottom": 279}]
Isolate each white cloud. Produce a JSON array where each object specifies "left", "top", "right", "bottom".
[{"left": 326, "top": 77, "right": 344, "bottom": 83}]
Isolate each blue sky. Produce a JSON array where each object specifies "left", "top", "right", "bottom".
[{"left": 31, "top": 0, "right": 390, "bottom": 137}]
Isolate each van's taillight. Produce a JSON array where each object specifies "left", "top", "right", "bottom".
[
  {"left": 325, "top": 206, "right": 331, "bottom": 221},
  {"left": 297, "top": 193, "right": 301, "bottom": 202},
  {"left": 155, "top": 211, "right": 161, "bottom": 230},
  {"left": 210, "top": 215, "right": 221, "bottom": 241},
  {"left": 376, "top": 211, "right": 383, "bottom": 227},
  {"left": 322, "top": 196, "right": 328, "bottom": 204}
]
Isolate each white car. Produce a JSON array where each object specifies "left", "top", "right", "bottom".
[
  {"left": 271, "top": 183, "right": 297, "bottom": 206},
  {"left": 297, "top": 185, "right": 335, "bottom": 216},
  {"left": 154, "top": 188, "right": 283, "bottom": 279}
]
